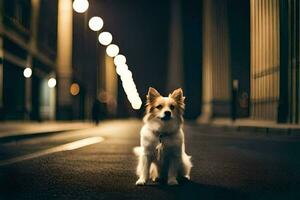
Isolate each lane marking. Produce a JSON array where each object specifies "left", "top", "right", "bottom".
[{"left": 0, "top": 136, "right": 104, "bottom": 166}]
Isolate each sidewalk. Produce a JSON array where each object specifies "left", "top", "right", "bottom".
[
  {"left": 0, "top": 121, "right": 94, "bottom": 139},
  {"left": 198, "top": 118, "right": 300, "bottom": 134}
]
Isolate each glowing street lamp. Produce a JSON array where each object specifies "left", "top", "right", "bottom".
[
  {"left": 73, "top": 0, "right": 89, "bottom": 13},
  {"left": 114, "top": 54, "right": 126, "bottom": 66},
  {"left": 48, "top": 78, "right": 57, "bottom": 88},
  {"left": 106, "top": 44, "right": 119, "bottom": 57},
  {"left": 120, "top": 72, "right": 133, "bottom": 83},
  {"left": 71, "top": 0, "right": 142, "bottom": 110},
  {"left": 98, "top": 32, "right": 113, "bottom": 46},
  {"left": 132, "top": 100, "right": 142, "bottom": 110},
  {"left": 116, "top": 64, "right": 128, "bottom": 76},
  {"left": 88, "top": 16, "right": 103, "bottom": 31},
  {"left": 121, "top": 69, "right": 132, "bottom": 78},
  {"left": 70, "top": 83, "right": 80, "bottom": 96},
  {"left": 23, "top": 67, "right": 32, "bottom": 78}
]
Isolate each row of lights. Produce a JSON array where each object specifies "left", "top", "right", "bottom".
[
  {"left": 23, "top": 67, "right": 56, "bottom": 88},
  {"left": 21, "top": 0, "right": 85, "bottom": 94},
  {"left": 73, "top": 0, "right": 142, "bottom": 109},
  {"left": 23, "top": 68, "right": 78, "bottom": 96}
]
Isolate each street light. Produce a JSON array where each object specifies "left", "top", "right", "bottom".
[
  {"left": 122, "top": 69, "right": 132, "bottom": 78},
  {"left": 88, "top": 16, "right": 103, "bottom": 31},
  {"left": 98, "top": 32, "right": 113, "bottom": 46},
  {"left": 73, "top": 0, "right": 89, "bottom": 13},
  {"left": 116, "top": 64, "right": 128, "bottom": 76},
  {"left": 71, "top": 0, "right": 142, "bottom": 110},
  {"left": 114, "top": 54, "right": 126, "bottom": 66},
  {"left": 131, "top": 99, "right": 142, "bottom": 110},
  {"left": 70, "top": 83, "right": 80, "bottom": 96},
  {"left": 48, "top": 78, "right": 56, "bottom": 88},
  {"left": 23, "top": 67, "right": 32, "bottom": 78},
  {"left": 106, "top": 44, "right": 119, "bottom": 57}
]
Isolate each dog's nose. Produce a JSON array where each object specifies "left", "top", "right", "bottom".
[{"left": 164, "top": 111, "right": 171, "bottom": 117}]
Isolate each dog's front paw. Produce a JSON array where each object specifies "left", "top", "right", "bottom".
[
  {"left": 167, "top": 178, "right": 178, "bottom": 185},
  {"left": 136, "top": 178, "right": 146, "bottom": 186}
]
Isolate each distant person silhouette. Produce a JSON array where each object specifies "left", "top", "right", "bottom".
[
  {"left": 92, "top": 97, "right": 107, "bottom": 125},
  {"left": 92, "top": 99, "right": 101, "bottom": 125}
]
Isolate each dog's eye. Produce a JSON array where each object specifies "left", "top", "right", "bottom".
[
  {"left": 170, "top": 105, "right": 175, "bottom": 110},
  {"left": 156, "top": 105, "right": 163, "bottom": 110}
]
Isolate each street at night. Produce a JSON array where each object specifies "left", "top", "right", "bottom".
[
  {"left": 1, "top": 120, "right": 300, "bottom": 199},
  {"left": 1, "top": 0, "right": 300, "bottom": 199}
]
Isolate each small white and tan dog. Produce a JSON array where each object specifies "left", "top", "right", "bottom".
[{"left": 134, "top": 87, "right": 192, "bottom": 186}]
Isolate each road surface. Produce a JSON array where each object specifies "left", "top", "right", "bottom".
[{"left": 1, "top": 120, "right": 300, "bottom": 199}]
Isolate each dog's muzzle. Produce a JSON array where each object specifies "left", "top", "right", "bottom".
[{"left": 161, "top": 111, "right": 172, "bottom": 121}]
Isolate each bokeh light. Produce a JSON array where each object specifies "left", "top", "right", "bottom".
[
  {"left": 106, "top": 44, "right": 119, "bottom": 57},
  {"left": 48, "top": 78, "right": 57, "bottom": 88},
  {"left": 73, "top": 0, "right": 89, "bottom": 13},
  {"left": 131, "top": 100, "right": 142, "bottom": 110},
  {"left": 114, "top": 55, "right": 126, "bottom": 66},
  {"left": 88, "top": 16, "right": 103, "bottom": 31},
  {"left": 116, "top": 64, "right": 128, "bottom": 76},
  {"left": 72, "top": 4, "right": 142, "bottom": 110},
  {"left": 98, "top": 32, "right": 113, "bottom": 46},
  {"left": 70, "top": 83, "right": 80, "bottom": 96},
  {"left": 122, "top": 70, "right": 132, "bottom": 78},
  {"left": 23, "top": 67, "right": 32, "bottom": 78}
]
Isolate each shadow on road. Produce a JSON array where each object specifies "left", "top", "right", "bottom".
[
  {"left": 146, "top": 180, "right": 300, "bottom": 200},
  {"left": 146, "top": 180, "right": 247, "bottom": 200}
]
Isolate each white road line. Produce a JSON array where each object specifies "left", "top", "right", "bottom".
[{"left": 0, "top": 136, "right": 104, "bottom": 166}]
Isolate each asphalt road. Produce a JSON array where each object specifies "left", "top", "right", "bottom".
[{"left": 0, "top": 120, "right": 300, "bottom": 200}]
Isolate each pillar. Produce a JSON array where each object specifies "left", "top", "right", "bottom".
[
  {"left": 167, "top": 0, "right": 184, "bottom": 92},
  {"left": 56, "top": 0, "right": 73, "bottom": 119},
  {"left": 250, "top": 0, "right": 280, "bottom": 121},
  {"left": 0, "top": 0, "right": 3, "bottom": 110},
  {"left": 24, "top": 0, "right": 40, "bottom": 120},
  {"left": 278, "top": 0, "right": 300, "bottom": 123},
  {"left": 198, "top": 0, "right": 231, "bottom": 122},
  {"left": 105, "top": 55, "right": 117, "bottom": 115}
]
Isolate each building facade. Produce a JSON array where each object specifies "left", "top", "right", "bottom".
[
  {"left": 0, "top": 0, "right": 119, "bottom": 121},
  {"left": 200, "top": 0, "right": 300, "bottom": 124},
  {"left": 0, "top": 0, "right": 57, "bottom": 120}
]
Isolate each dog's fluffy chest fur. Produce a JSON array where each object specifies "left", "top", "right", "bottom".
[{"left": 140, "top": 124, "right": 182, "bottom": 153}]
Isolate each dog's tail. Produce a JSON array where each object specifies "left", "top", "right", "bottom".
[{"left": 133, "top": 146, "right": 144, "bottom": 156}]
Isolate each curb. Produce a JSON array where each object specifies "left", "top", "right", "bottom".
[
  {"left": 198, "top": 123, "right": 300, "bottom": 135},
  {"left": 236, "top": 126, "right": 300, "bottom": 135}
]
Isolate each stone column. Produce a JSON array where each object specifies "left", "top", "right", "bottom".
[
  {"left": 105, "top": 55, "right": 117, "bottom": 115},
  {"left": 167, "top": 0, "right": 183, "bottom": 93},
  {"left": 198, "top": 0, "right": 231, "bottom": 122},
  {"left": 56, "top": 0, "right": 73, "bottom": 119},
  {"left": 0, "top": 9, "right": 3, "bottom": 109},
  {"left": 250, "top": 0, "right": 280, "bottom": 121},
  {"left": 0, "top": 37, "right": 3, "bottom": 111},
  {"left": 198, "top": 0, "right": 213, "bottom": 122},
  {"left": 0, "top": 0, "right": 3, "bottom": 109},
  {"left": 24, "top": 0, "right": 40, "bottom": 120}
]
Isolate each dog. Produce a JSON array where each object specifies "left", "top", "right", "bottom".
[{"left": 134, "top": 87, "right": 192, "bottom": 185}]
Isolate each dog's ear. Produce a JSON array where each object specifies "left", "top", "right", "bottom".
[
  {"left": 147, "top": 87, "right": 160, "bottom": 102},
  {"left": 170, "top": 88, "right": 185, "bottom": 103}
]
